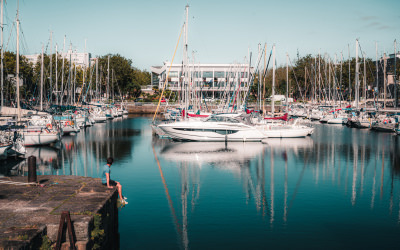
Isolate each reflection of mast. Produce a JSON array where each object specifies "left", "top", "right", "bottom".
[
  {"left": 360, "top": 144, "right": 365, "bottom": 195},
  {"left": 152, "top": 145, "right": 183, "bottom": 243},
  {"left": 371, "top": 149, "right": 377, "bottom": 209},
  {"left": 380, "top": 145, "right": 384, "bottom": 199},
  {"left": 283, "top": 151, "right": 288, "bottom": 223},
  {"left": 181, "top": 162, "right": 189, "bottom": 250},
  {"left": 351, "top": 142, "right": 358, "bottom": 206},
  {"left": 261, "top": 147, "right": 267, "bottom": 218},
  {"left": 270, "top": 148, "right": 274, "bottom": 226}
]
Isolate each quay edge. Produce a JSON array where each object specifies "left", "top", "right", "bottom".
[{"left": 0, "top": 175, "right": 119, "bottom": 250}]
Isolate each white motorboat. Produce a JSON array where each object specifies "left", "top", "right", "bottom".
[{"left": 158, "top": 115, "right": 265, "bottom": 142}]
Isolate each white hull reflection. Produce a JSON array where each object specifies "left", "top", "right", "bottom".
[{"left": 160, "top": 141, "right": 265, "bottom": 165}]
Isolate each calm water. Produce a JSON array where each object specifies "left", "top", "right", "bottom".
[{"left": 3, "top": 116, "right": 400, "bottom": 249}]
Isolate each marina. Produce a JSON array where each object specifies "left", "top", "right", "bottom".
[
  {"left": 0, "top": 0, "right": 399, "bottom": 249},
  {"left": 1, "top": 116, "right": 400, "bottom": 248}
]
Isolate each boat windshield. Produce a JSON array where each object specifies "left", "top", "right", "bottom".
[{"left": 205, "top": 116, "right": 240, "bottom": 123}]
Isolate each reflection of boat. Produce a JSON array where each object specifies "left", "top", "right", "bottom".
[
  {"left": 158, "top": 115, "right": 265, "bottom": 142},
  {"left": 25, "top": 146, "right": 58, "bottom": 166},
  {"left": 262, "top": 137, "right": 314, "bottom": 149},
  {"left": 160, "top": 141, "right": 264, "bottom": 164}
]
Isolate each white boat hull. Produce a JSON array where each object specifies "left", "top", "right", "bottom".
[
  {"left": 23, "top": 131, "right": 60, "bottom": 146},
  {"left": 158, "top": 121, "right": 264, "bottom": 142}
]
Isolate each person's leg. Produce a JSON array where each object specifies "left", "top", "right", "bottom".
[{"left": 116, "top": 183, "right": 123, "bottom": 201}]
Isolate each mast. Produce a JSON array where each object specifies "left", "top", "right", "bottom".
[
  {"left": 348, "top": 44, "right": 351, "bottom": 105},
  {"left": 286, "top": 53, "right": 288, "bottom": 113},
  {"left": 16, "top": 0, "right": 20, "bottom": 119},
  {"left": 60, "top": 36, "right": 66, "bottom": 105},
  {"left": 40, "top": 45, "right": 44, "bottom": 111},
  {"left": 394, "top": 40, "right": 397, "bottom": 108},
  {"left": 55, "top": 44, "right": 58, "bottom": 105},
  {"left": 355, "top": 40, "right": 359, "bottom": 109},
  {"left": 69, "top": 44, "right": 72, "bottom": 105},
  {"left": 112, "top": 69, "right": 114, "bottom": 103},
  {"left": 271, "top": 44, "right": 275, "bottom": 116},
  {"left": 340, "top": 52, "right": 343, "bottom": 107},
  {"left": 49, "top": 31, "right": 52, "bottom": 105},
  {"left": 375, "top": 42, "right": 378, "bottom": 107},
  {"left": 363, "top": 53, "right": 366, "bottom": 107},
  {"left": 95, "top": 58, "right": 98, "bottom": 102},
  {"left": 263, "top": 43, "right": 266, "bottom": 114},
  {"left": 318, "top": 51, "right": 321, "bottom": 103},
  {"left": 384, "top": 53, "right": 387, "bottom": 109},
  {"left": 185, "top": 4, "right": 189, "bottom": 118},
  {"left": 107, "top": 55, "right": 110, "bottom": 102},
  {"left": 73, "top": 53, "right": 76, "bottom": 104},
  {"left": 0, "top": 0, "right": 3, "bottom": 108}
]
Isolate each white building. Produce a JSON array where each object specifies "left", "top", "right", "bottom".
[
  {"left": 25, "top": 50, "right": 92, "bottom": 68},
  {"left": 150, "top": 62, "right": 254, "bottom": 99}
]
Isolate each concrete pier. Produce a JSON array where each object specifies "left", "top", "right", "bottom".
[{"left": 0, "top": 175, "right": 119, "bottom": 249}]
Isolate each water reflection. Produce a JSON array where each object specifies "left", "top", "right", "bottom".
[
  {"left": 3, "top": 118, "right": 400, "bottom": 248},
  {"left": 3, "top": 117, "right": 140, "bottom": 177},
  {"left": 151, "top": 123, "right": 400, "bottom": 248}
]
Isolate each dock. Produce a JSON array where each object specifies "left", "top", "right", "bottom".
[{"left": 0, "top": 175, "right": 119, "bottom": 249}]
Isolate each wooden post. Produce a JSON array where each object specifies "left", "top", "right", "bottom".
[
  {"left": 28, "top": 156, "right": 36, "bottom": 183},
  {"left": 55, "top": 211, "right": 76, "bottom": 250}
]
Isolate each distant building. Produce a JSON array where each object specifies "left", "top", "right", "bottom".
[
  {"left": 150, "top": 62, "right": 254, "bottom": 99},
  {"left": 24, "top": 50, "right": 92, "bottom": 68}
]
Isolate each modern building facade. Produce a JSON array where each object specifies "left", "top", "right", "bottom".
[
  {"left": 25, "top": 50, "right": 92, "bottom": 68},
  {"left": 150, "top": 62, "right": 254, "bottom": 99}
]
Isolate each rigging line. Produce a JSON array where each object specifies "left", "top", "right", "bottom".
[
  {"left": 152, "top": 23, "right": 184, "bottom": 122},
  {"left": 152, "top": 145, "right": 183, "bottom": 236}
]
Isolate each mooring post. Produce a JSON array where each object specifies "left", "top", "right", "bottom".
[{"left": 28, "top": 156, "right": 37, "bottom": 183}]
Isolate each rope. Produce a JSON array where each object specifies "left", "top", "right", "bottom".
[{"left": 152, "top": 24, "right": 185, "bottom": 122}]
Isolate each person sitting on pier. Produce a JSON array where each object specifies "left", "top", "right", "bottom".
[{"left": 102, "top": 157, "right": 127, "bottom": 205}]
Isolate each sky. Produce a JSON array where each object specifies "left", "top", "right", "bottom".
[{"left": 3, "top": 0, "right": 400, "bottom": 71}]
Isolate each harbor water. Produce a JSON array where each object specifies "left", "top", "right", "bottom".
[{"left": 2, "top": 115, "right": 400, "bottom": 249}]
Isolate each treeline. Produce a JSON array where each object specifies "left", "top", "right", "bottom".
[
  {"left": 1, "top": 52, "right": 150, "bottom": 104},
  {"left": 250, "top": 54, "right": 400, "bottom": 103}
]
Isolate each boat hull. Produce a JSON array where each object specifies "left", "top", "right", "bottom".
[
  {"left": 158, "top": 122, "right": 264, "bottom": 142},
  {"left": 23, "top": 132, "right": 60, "bottom": 146}
]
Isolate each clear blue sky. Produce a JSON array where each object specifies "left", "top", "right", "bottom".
[{"left": 4, "top": 0, "right": 400, "bottom": 70}]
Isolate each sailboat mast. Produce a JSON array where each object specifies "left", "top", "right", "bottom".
[
  {"left": 107, "top": 55, "right": 110, "bottom": 101},
  {"left": 183, "top": 5, "right": 189, "bottom": 119},
  {"left": 348, "top": 44, "right": 351, "bottom": 105},
  {"left": 340, "top": 52, "right": 343, "bottom": 107},
  {"left": 69, "top": 44, "right": 72, "bottom": 105},
  {"left": 355, "top": 40, "right": 359, "bottom": 109},
  {"left": 96, "top": 58, "right": 98, "bottom": 102},
  {"left": 50, "top": 31, "right": 52, "bottom": 105},
  {"left": 60, "top": 36, "right": 66, "bottom": 105},
  {"left": 40, "top": 45, "right": 44, "bottom": 111},
  {"left": 16, "top": 0, "right": 20, "bottom": 119},
  {"left": 375, "top": 42, "right": 378, "bottom": 107},
  {"left": 272, "top": 44, "right": 275, "bottom": 116},
  {"left": 55, "top": 44, "right": 58, "bottom": 105},
  {"left": 0, "top": 0, "right": 3, "bottom": 108},
  {"left": 363, "top": 53, "right": 366, "bottom": 106},
  {"left": 286, "top": 53, "right": 288, "bottom": 113},
  {"left": 394, "top": 40, "right": 397, "bottom": 108}
]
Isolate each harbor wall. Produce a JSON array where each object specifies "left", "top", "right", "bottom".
[{"left": 0, "top": 175, "right": 119, "bottom": 250}]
